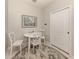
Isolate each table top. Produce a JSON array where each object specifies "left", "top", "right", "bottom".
[{"left": 24, "top": 32, "right": 45, "bottom": 38}]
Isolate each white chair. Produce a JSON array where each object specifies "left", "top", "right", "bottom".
[
  {"left": 8, "top": 32, "right": 23, "bottom": 58},
  {"left": 31, "top": 36, "right": 41, "bottom": 54}
]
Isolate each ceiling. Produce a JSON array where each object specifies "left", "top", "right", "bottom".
[{"left": 24, "top": 0, "right": 55, "bottom": 8}]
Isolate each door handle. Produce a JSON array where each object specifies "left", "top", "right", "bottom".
[{"left": 67, "top": 32, "right": 70, "bottom": 34}]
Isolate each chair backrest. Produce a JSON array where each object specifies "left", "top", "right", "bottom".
[
  {"left": 8, "top": 32, "right": 15, "bottom": 45},
  {"left": 32, "top": 37, "right": 41, "bottom": 45}
]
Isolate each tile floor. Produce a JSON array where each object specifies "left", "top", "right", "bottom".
[
  {"left": 5, "top": 44, "right": 67, "bottom": 59},
  {"left": 6, "top": 47, "right": 47, "bottom": 59}
]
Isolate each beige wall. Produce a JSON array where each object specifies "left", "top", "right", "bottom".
[{"left": 6, "top": 0, "right": 44, "bottom": 49}]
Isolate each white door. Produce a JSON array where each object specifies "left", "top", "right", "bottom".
[{"left": 50, "top": 7, "right": 72, "bottom": 54}]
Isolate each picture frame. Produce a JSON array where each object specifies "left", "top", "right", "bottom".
[{"left": 22, "top": 15, "right": 37, "bottom": 28}]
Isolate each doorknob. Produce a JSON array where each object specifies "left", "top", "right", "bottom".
[{"left": 67, "top": 32, "right": 70, "bottom": 34}]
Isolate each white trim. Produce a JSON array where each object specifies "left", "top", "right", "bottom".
[{"left": 49, "top": 5, "right": 72, "bottom": 15}]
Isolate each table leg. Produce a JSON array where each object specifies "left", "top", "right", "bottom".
[
  {"left": 20, "top": 44, "right": 22, "bottom": 57},
  {"left": 28, "top": 37, "right": 30, "bottom": 59}
]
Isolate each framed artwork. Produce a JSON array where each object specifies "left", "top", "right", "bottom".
[{"left": 22, "top": 15, "right": 37, "bottom": 28}]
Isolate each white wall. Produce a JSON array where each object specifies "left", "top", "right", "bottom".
[
  {"left": 6, "top": 0, "right": 44, "bottom": 49},
  {"left": 44, "top": 0, "right": 74, "bottom": 56}
]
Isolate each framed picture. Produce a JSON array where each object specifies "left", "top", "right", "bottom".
[{"left": 22, "top": 15, "right": 37, "bottom": 28}]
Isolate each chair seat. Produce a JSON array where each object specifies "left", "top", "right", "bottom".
[
  {"left": 13, "top": 40, "right": 23, "bottom": 46},
  {"left": 41, "top": 36, "right": 45, "bottom": 39},
  {"left": 32, "top": 39, "right": 40, "bottom": 46},
  {"left": 32, "top": 42, "right": 39, "bottom": 46}
]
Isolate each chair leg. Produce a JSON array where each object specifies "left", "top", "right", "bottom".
[
  {"left": 20, "top": 45, "right": 22, "bottom": 56},
  {"left": 10, "top": 47, "right": 12, "bottom": 59},
  {"left": 33, "top": 45, "right": 34, "bottom": 54},
  {"left": 10, "top": 47, "right": 12, "bottom": 55}
]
